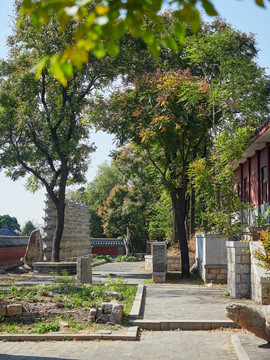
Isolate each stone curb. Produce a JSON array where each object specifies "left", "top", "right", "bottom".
[
  {"left": 231, "top": 335, "right": 250, "bottom": 360},
  {"left": 0, "top": 327, "right": 139, "bottom": 342},
  {"left": 129, "top": 284, "right": 145, "bottom": 320},
  {"left": 130, "top": 319, "right": 238, "bottom": 331},
  {"left": 91, "top": 260, "right": 107, "bottom": 267}
]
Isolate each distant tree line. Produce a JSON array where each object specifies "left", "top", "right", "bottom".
[{"left": 0, "top": 215, "right": 35, "bottom": 236}]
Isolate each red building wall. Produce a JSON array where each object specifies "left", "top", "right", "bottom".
[
  {"left": 250, "top": 153, "right": 258, "bottom": 205},
  {"left": 234, "top": 144, "right": 270, "bottom": 207}
]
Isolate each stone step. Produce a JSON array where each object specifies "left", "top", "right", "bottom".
[{"left": 131, "top": 319, "right": 238, "bottom": 331}]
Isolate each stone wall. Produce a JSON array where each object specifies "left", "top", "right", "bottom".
[
  {"left": 145, "top": 255, "right": 195, "bottom": 272},
  {"left": 226, "top": 241, "right": 270, "bottom": 303},
  {"left": 202, "top": 265, "right": 227, "bottom": 284},
  {"left": 43, "top": 197, "right": 92, "bottom": 260},
  {"left": 227, "top": 241, "right": 251, "bottom": 299},
  {"left": 167, "top": 255, "right": 195, "bottom": 271}
]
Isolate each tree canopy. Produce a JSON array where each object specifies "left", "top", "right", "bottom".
[
  {"left": 68, "top": 161, "right": 123, "bottom": 238},
  {"left": 189, "top": 127, "right": 253, "bottom": 237},
  {"left": 0, "top": 2, "right": 124, "bottom": 261},
  {"left": 69, "top": 146, "right": 171, "bottom": 252},
  {"left": 21, "top": 220, "right": 36, "bottom": 236},
  {"left": 91, "top": 19, "right": 270, "bottom": 276},
  {"left": 93, "top": 69, "right": 213, "bottom": 276},
  {"left": 19, "top": 0, "right": 269, "bottom": 85},
  {"left": 0, "top": 215, "right": 21, "bottom": 234}
]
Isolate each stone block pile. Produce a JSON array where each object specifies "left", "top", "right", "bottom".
[
  {"left": 0, "top": 304, "right": 23, "bottom": 317},
  {"left": 89, "top": 300, "right": 124, "bottom": 324}
]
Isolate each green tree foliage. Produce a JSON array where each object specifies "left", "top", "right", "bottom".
[
  {"left": 96, "top": 146, "right": 162, "bottom": 252},
  {"left": 19, "top": 0, "right": 213, "bottom": 84},
  {"left": 68, "top": 162, "right": 123, "bottom": 238},
  {"left": 98, "top": 184, "right": 148, "bottom": 252},
  {"left": 184, "top": 19, "right": 270, "bottom": 128},
  {"left": 70, "top": 146, "right": 169, "bottom": 251},
  {"left": 189, "top": 127, "right": 253, "bottom": 237},
  {"left": 0, "top": 2, "right": 123, "bottom": 261},
  {"left": 148, "top": 191, "right": 173, "bottom": 242},
  {"left": 0, "top": 215, "right": 21, "bottom": 234},
  {"left": 252, "top": 229, "right": 270, "bottom": 276},
  {"left": 91, "top": 19, "right": 270, "bottom": 276},
  {"left": 19, "top": 0, "right": 269, "bottom": 85},
  {"left": 20, "top": 220, "right": 36, "bottom": 236}
]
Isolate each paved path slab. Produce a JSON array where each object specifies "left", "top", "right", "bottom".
[
  {"left": 143, "top": 284, "right": 235, "bottom": 320},
  {"left": 234, "top": 334, "right": 270, "bottom": 360},
  {"left": 0, "top": 261, "right": 149, "bottom": 287},
  {"left": 92, "top": 261, "right": 150, "bottom": 285},
  {"left": 0, "top": 330, "right": 238, "bottom": 360}
]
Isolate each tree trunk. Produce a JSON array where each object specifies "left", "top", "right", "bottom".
[
  {"left": 170, "top": 189, "right": 190, "bottom": 278},
  {"left": 190, "top": 186, "right": 195, "bottom": 238},
  {"left": 185, "top": 195, "right": 190, "bottom": 241},
  {"left": 124, "top": 227, "right": 131, "bottom": 257},
  {"left": 51, "top": 199, "right": 66, "bottom": 262},
  {"left": 51, "top": 166, "right": 68, "bottom": 262},
  {"left": 172, "top": 206, "right": 180, "bottom": 244}
]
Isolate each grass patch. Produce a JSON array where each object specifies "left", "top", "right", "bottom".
[
  {"left": 165, "top": 272, "right": 204, "bottom": 284},
  {"left": 0, "top": 276, "right": 137, "bottom": 334},
  {"left": 191, "top": 273, "right": 204, "bottom": 285},
  {"left": 114, "top": 255, "right": 142, "bottom": 262},
  {"left": 143, "top": 277, "right": 153, "bottom": 284},
  {"left": 91, "top": 255, "right": 113, "bottom": 263},
  {"left": 92, "top": 255, "right": 143, "bottom": 264}
]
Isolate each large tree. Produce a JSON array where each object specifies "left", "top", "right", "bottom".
[
  {"left": 94, "top": 70, "right": 214, "bottom": 277},
  {"left": 91, "top": 19, "right": 270, "bottom": 276},
  {"left": 0, "top": 2, "right": 123, "bottom": 261}
]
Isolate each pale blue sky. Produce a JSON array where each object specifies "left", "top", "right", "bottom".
[{"left": 0, "top": 0, "right": 269, "bottom": 228}]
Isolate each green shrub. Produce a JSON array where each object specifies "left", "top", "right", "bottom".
[
  {"left": 115, "top": 255, "right": 142, "bottom": 262},
  {"left": 32, "top": 322, "right": 60, "bottom": 334}
]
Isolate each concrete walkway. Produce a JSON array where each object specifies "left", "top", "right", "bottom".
[
  {"left": 0, "top": 330, "right": 238, "bottom": 359},
  {"left": 92, "top": 261, "right": 150, "bottom": 285},
  {"left": 1, "top": 261, "right": 270, "bottom": 359},
  {"left": 143, "top": 284, "right": 232, "bottom": 320}
]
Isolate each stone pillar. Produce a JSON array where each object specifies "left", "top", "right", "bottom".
[
  {"left": 226, "top": 241, "right": 250, "bottom": 298},
  {"left": 146, "top": 240, "right": 155, "bottom": 255},
  {"left": 152, "top": 242, "right": 167, "bottom": 283},
  {"left": 77, "top": 257, "right": 92, "bottom": 284}
]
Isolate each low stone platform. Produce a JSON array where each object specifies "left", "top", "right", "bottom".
[{"left": 33, "top": 261, "right": 77, "bottom": 274}]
